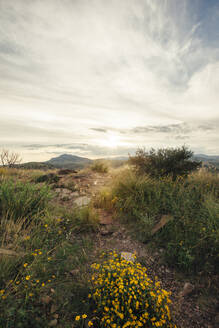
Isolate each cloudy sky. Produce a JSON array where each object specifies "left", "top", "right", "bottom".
[{"left": 0, "top": 0, "right": 219, "bottom": 162}]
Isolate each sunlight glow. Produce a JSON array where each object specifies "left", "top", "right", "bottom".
[{"left": 101, "top": 134, "right": 120, "bottom": 148}]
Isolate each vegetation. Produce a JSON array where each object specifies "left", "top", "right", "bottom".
[
  {"left": 0, "top": 179, "right": 51, "bottom": 224},
  {"left": 79, "top": 251, "right": 176, "bottom": 327},
  {"left": 107, "top": 167, "right": 219, "bottom": 274},
  {"left": 91, "top": 160, "right": 109, "bottom": 173},
  {"left": 0, "top": 149, "right": 22, "bottom": 168},
  {"left": 0, "top": 169, "right": 98, "bottom": 327},
  {"left": 0, "top": 147, "right": 218, "bottom": 327},
  {"left": 129, "top": 146, "right": 201, "bottom": 180}
]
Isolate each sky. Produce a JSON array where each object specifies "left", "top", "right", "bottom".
[{"left": 0, "top": 0, "right": 219, "bottom": 162}]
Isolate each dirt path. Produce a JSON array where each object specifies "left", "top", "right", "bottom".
[{"left": 54, "top": 171, "right": 217, "bottom": 328}]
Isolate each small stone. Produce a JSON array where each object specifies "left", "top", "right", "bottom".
[
  {"left": 121, "top": 252, "right": 135, "bottom": 262},
  {"left": 70, "top": 269, "right": 79, "bottom": 276},
  {"left": 50, "top": 304, "right": 57, "bottom": 313},
  {"left": 41, "top": 295, "right": 52, "bottom": 304},
  {"left": 99, "top": 215, "right": 113, "bottom": 225},
  {"left": 215, "top": 314, "right": 219, "bottom": 324},
  {"left": 74, "top": 196, "right": 90, "bottom": 207},
  {"left": 179, "top": 282, "right": 194, "bottom": 297},
  {"left": 50, "top": 288, "right": 55, "bottom": 294},
  {"left": 53, "top": 314, "right": 59, "bottom": 319},
  {"left": 48, "top": 319, "right": 58, "bottom": 326}
]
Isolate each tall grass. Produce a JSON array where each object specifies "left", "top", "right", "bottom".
[
  {"left": 0, "top": 180, "right": 51, "bottom": 224},
  {"left": 90, "top": 160, "right": 109, "bottom": 173},
  {"left": 110, "top": 168, "right": 219, "bottom": 274}
]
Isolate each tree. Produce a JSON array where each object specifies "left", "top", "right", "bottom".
[
  {"left": 129, "top": 146, "right": 201, "bottom": 180},
  {"left": 0, "top": 149, "right": 22, "bottom": 168}
]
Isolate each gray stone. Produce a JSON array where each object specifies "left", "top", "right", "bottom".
[
  {"left": 48, "top": 319, "right": 58, "bottom": 327},
  {"left": 179, "top": 282, "right": 194, "bottom": 297},
  {"left": 215, "top": 314, "right": 219, "bottom": 324},
  {"left": 74, "top": 196, "right": 90, "bottom": 207},
  {"left": 121, "top": 252, "right": 135, "bottom": 262}
]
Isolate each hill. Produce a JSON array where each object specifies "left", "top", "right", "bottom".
[
  {"left": 45, "top": 153, "right": 92, "bottom": 169},
  {"left": 194, "top": 154, "right": 219, "bottom": 170}
]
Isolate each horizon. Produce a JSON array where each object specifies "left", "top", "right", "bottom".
[
  {"left": 1, "top": 0, "right": 219, "bottom": 162},
  {"left": 18, "top": 151, "right": 219, "bottom": 164}
]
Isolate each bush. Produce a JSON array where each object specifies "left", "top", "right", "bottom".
[
  {"left": 111, "top": 169, "right": 219, "bottom": 273},
  {"left": 0, "top": 180, "right": 51, "bottom": 223},
  {"left": 91, "top": 161, "right": 108, "bottom": 173},
  {"left": 82, "top": 252, "right": 176, "bottom": 327},
  {"left": 129, "top": 146, "right": 201, "bottom": 180}
]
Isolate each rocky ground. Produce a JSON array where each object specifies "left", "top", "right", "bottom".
[{"left": 49, "top": 170, "right": 218, "bottom": 328}]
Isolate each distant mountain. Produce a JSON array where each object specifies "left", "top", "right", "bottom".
[
  {"left": 45, "top": 154, "right": 92, "bottom": 169},
  {"left": 194, "top": 154, "right": 219, "bottom": 161},
  {"left": 193, "top": 154, "right": 219, "bottom": 170}
]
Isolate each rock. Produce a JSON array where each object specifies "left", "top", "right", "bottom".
[
  {"left": 50, "top": 288, "right": 55, "bottom": 294},
  {"left": 48, "top": 319, "right": 58, "bottom": 327},
  {"left": 50, "top": 304, "right": 57, "bottom": 313},
  {"left": 151, "top": 215, "right": 173, "bottom": 235},
  {"left": 121, "top": 252, "right": 135, "bottom": 262},
  {"left": 69, "top": 269, "right": 80, "bottom": 276},
  {"left": 215, "top": 314, "right": 219, "bottom": 324},
  {"left": 100, "top": 227, "right": 114, "bottom": 236},
  {"left": 74, "top": 196, "right": 90, "bottom": 207},
  {"left": 58, "top": 169, "right": 77, "bottom": 175},
  {"left": 41, "top": 295, "right": 52, "bottom": 304},
  {"left": 36, "top": 173, "right": 59, "bottom": 184},
  {"left": 179, "top": 282, "right": 194, "bottom": 297},
  {"left": 70, "top": 191, "right": 80, "bottom": 197},
  {"left": 99, "top": 215, "right": 113, "bottom": 225},
  {"left": 61, "top": 188, "right": 71, "bottom": 195},
  {"left": 74, "top": 175, "right": 86, "bottom": 179}
]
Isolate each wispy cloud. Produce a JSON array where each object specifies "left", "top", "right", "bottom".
[{"left": 0, "top": 0, "right": 219, "bottom": 161}]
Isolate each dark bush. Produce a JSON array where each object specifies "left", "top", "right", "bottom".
[{"left": 129, "top": 146, "right": 201, "bottom": 180}]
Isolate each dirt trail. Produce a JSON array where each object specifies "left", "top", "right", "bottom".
[{"left": 54, "top": 171, "right": 217, "bottom": 328}]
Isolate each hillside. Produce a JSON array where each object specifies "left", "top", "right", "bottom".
[{"left": 45, "top": 154, "right": 92, "bottom": 169}]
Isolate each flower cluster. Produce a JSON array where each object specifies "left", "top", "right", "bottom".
[{"left": 89, "top": 252, "right": 176, "bottom": 327}]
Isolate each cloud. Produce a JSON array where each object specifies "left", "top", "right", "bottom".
[
  {"left": 0, "top": 0, "right": 219, "bottom": 160},
  {"left": 90, "top": 128, "right": 108, "bottom": 133}
]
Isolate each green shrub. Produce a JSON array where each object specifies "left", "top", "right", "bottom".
[
  {"left": 0, "top": 180, "right": 51, "bottom": 223},
  {"left": 91, "top": 160, "right": 108, "bottom": 173},
  {"left": 111, "top": 169, "right": 219, "bottom": 274},
  {"left": 129, "top": 146, "right": 201, "bottom": 180}
]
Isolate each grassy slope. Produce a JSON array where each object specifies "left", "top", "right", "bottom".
[
  {"left": 0, "top": 168, "right": 99, "bottom": 328},
  {"left": 0, "top": 166, "right": 218, "bottom": 327}
]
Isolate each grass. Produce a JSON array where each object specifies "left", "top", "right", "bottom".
[
  {"left": 0, "top": 206, "right": 96, "bottom": 327},
  {"left": 0, "top": 179, "right": 51, "bottom": 224},
  {"left": 103, "top": 167, "right": 219, "bottom": 275},
  {"left": 90, "top": 160, "right": 109, "bottom": 173},
  {"left": 0, "top": 170, "right": 100, "bottom": 327},
  {"left": 1, "top": 164, "right": 218, "bottom": 327}
]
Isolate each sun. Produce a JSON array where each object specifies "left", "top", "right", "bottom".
[
  {"left": 107, "top": 135, "right": 120, "bottom": 147},
  {"left": 101, "top": 134, "right": 120, "bottom": 148}
]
